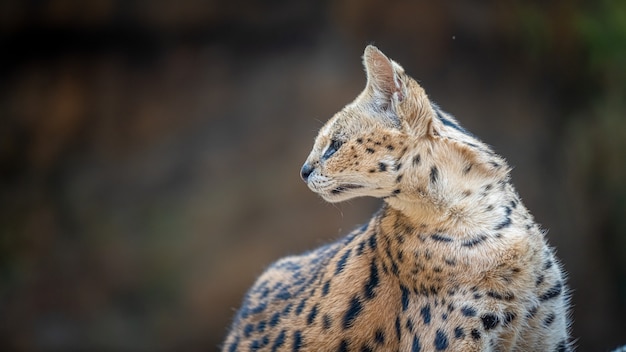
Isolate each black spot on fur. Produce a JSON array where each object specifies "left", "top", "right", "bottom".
[
  {"left": 281, "top": 303, "right": 293, "bottom": 316},
  {"left": 406, "top": 318, "right": 414, "bottom": 332},
  {"left": 368, "top": 235, "right": 377, "bottom": 250},
  {"left": 555, "top": 340, "right": 569, "bottom": 352},
  {"left": 461, "top": 306, "right": 477, "bottom": 317},
  {"left": 364, "top": 260, "right": 379, "bottom": 300},
  {"left": 487, "top": 290, "right": 515, "bottom": 301},
  {"left": 269, "top": 312, "right": 281, "bottom": 327},
  {"left": 420, "top": 304, "right": 431, "bottom": 325},
  {"left": 435, "top": 108, "right": 473, "bottom": 137},
  {"left": 544, "top": 312, "right": 556, "bottom": 327},
  {"left": 322, "top": 314, "right": 332, "bottom": 330},
  {"left": 412, "top": 335, "right": 422, "bottom": 352},
  {"left": 250, "top": 335, "right": 270, "bottom": 350},
  {"left": 337, "top": 339, "right": 349, "bottom": 352},
  {"left": 503, "top": 311, "right": 516, "bottom": 325},
  {"left": 374, "top": 329, "right": 385, "bottom": 344},
  {"left": 413, "top": 154, "right": 421, "bottom": 165},
  {"left": 471, "top": 329, "right": 481, "bottom": 340},
  {"left": 434, "top": 330, "right": 449, "bottom": 350},
  {"left": 322, "top": 280, "right": 331, "bottom": 297},
  {"left": 526, "top": 306, "right": 539, "bottom": 319},
  {"left": 335, "top": 249, "right": 352, "bottom": 275},
  {"left": 227, "top": 336, "right": 239, "bottom": 352},
  {"left": 424, "top": 250, "right": 432, "bottom": 260},
  {"left": 378, "top": 162, "right": 387, "bottom": 172},
  {"left": 356, "top": 241, "right": 366, "bottom": 256},
  {"left": 430, "top": 166, "right": 439, "bottom": 183},
  {"left": 395, "top": 316, "right": 401, "bottom": 341},
  {"left": 293, "top": 330, "right": 303, "bottom": 352},
  {"left": 454, "top": 326, "right": 464, "bottom": 339},
  {"left": 494, "top": 206, "right": 513, "bottom": 230},
  {"left": 431, "top": 233, "right": 453, "bottom": 242},
  {"left": 539, "top": 281, "right": 563, "bottom": 301},
  {"left": 397, "top": 250, "right": 404, "bottom": 262},
  {"left": 494, "top": 217, "right": 512, "bottom": 230},
  {"left": 257, "top": 320, "right": 267, "bottom": 333},
  {"left": 536, "top": 274, "right": 545, "bottom": 286},
  {"left": 384, "top": 245, "right": 396, "bottom": 264},
  {"left": 481, "top": 313, "right": 499, "bottom": 330},
  {"left": 343, "top": 296, "right": 363, "bottom": 329},
  {"left": 243, "top": 323, "right": 254, "bottom": 338},
  {"left": 462, "top": 234, "right": 488, "bottom": 247},
  {"left": 390, "top": 260, "right": 399, "bottom": 277},
  {"left": 306, "top": 304, "right": 319, "bottom": 325},
  {"left": 401, "top": 285, "right": 410, "bottom": 311},
  {"left": 271, "top": 329, "right": 286, "bottom": 350},
  {"left": 294, "top": 298, "right": 307, "bottom": 316},
  {"left": 366, "top": 148, "right": 375, "bottom": 154}
]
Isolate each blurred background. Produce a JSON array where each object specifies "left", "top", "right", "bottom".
[{"left": 0, "top": 1, "right": 625, "bottom": 351}]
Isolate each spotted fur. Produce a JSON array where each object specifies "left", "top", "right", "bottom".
[{"left": 222, "top": 46, "right": 571, "bottom": 351}]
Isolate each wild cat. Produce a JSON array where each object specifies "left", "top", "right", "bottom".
[{"left": 222, "top": 45, "right": 571, "bottom": 352}]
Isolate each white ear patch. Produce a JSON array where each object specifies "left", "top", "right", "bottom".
[
  {"left": 391, "top": 61, "right": 405, "bottom": 102},
  {"left": 393, "top": 91, "right": 404, "bottom": 103}
]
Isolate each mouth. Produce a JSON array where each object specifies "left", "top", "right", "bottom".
[{"left": 330, "top": 184, "right": 364, "bottom": 195}]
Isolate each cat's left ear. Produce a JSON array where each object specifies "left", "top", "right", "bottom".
[{"left": 362, "top": 45, "right": 405, "bottom": 111}]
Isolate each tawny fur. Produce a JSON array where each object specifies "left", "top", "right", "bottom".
[{"left": 222, "top": 46, "right": 571, "bottom": 352}]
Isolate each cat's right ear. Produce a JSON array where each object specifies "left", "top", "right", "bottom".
[{"left": 362, "top": 45, "right": 405, "bottom": 111}]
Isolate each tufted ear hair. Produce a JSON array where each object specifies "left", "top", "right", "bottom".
[{"left": 362, "top": 45, "right": 405, "bottom": 111}]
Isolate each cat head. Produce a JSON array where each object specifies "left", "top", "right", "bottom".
[{"left": 300, "top": 45, "right": 507, "bottom": 204}]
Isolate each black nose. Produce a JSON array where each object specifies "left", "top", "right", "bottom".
[{"left": 300, "top": 163, "right": 314, "bottom": 182}]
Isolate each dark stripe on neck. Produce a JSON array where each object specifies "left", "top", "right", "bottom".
[{"left": 432, "top": 104, "right": 475, "bottom": 138}]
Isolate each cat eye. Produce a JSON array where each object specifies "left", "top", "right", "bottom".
[{"left": 322, "top": 139, "right": 343, "bottom": 160}]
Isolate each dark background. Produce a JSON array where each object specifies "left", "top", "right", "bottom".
[{"left": 1, "top": 1, "right": 625, "bottom": 351}]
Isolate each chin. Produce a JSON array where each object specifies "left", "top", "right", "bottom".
[
  {"left": 320, "top": 188, "right": 384, "bottom": 203},
  {"left": 320, "top": 192, "right": 355, "bottom": 203}
]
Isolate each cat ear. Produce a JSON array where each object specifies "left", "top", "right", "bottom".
[
  {"left": 363, "top": 45, "right": 434, "bottom": 135},
  {"left": 362, "top": 45, "right": 405, "bottom": 109}
]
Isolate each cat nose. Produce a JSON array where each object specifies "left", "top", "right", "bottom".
[{"left": 300, "top": 163, "right": 315, "bottom": 182}]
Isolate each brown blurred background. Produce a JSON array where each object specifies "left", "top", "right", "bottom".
[{"left": 1, "top": 1, "right": 625, "bottom": 351}]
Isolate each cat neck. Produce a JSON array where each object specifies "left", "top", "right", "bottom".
[{"left": 383, "top": 174, "right": 522, "bottom": 239}]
